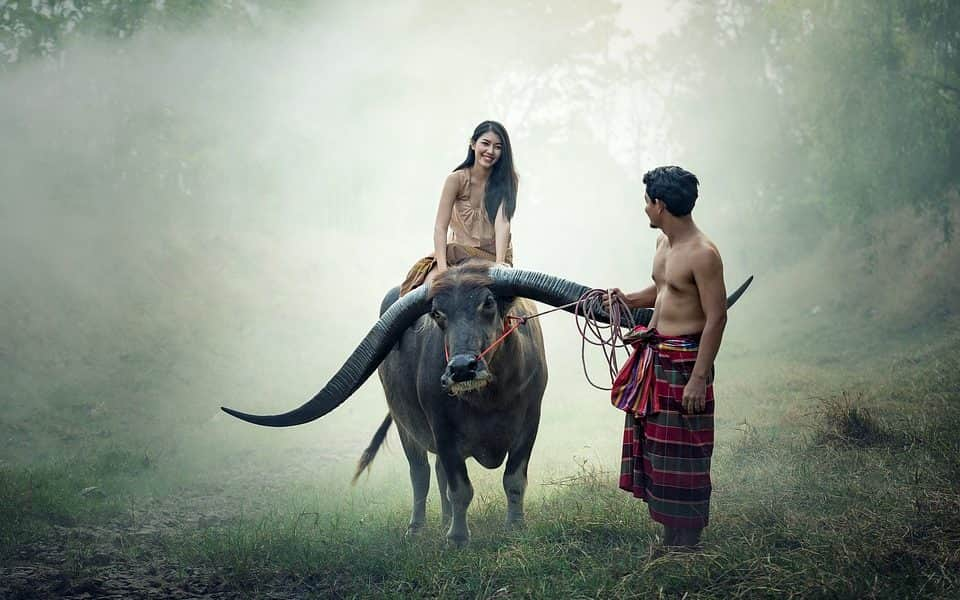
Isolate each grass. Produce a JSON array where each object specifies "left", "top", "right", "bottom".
[
  {"left": 0, "top": 447, "right": 159, "bottom": 551},
  {"left": 154, "top": 429, "right": 957, "bottom": 599},
  {"left": 809, "top": 391, "right": 898, "bottom": 448},
  {"left": 3, "top": 420, "right": 958, "bottom": 600}
]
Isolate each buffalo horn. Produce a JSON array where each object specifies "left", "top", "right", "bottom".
[
  {"left": 488, "top": 267, "right": 753, "bottom": 326},
  {"left": 220, "top": 285, "right": 430, "bottom": 427}
]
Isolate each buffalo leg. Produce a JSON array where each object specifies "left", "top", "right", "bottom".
[
  {"left": 503, "top": 424, "right": 539, "bottom": 528},
  {"left": 437, "top": 446, "right": 472, "bottom": 546},
  {"left": 398, "top": 428, "right": 430, "bottom": 535},
  {"left": 435, "top": 458, "right": 452, "bottom": 528}
]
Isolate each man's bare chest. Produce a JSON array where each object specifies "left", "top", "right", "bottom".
[{"left": 652, "top": 249, "right": 695, "bottom": 292}]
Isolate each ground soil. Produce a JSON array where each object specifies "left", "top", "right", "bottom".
[{"left": 0, "top": 450, "right": 355, "bottom": 600}]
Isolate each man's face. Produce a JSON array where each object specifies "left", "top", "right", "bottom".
[{"left": 644, "top": 191, "right": 662, "bottom": 229}]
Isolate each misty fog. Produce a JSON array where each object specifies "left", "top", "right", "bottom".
[{"left": 2, "top": 0, "right": 956, "bottom": 493}]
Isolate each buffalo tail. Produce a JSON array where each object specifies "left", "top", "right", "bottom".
[{"left": 351, "top": 414, "right": 393, "bottom": 485}]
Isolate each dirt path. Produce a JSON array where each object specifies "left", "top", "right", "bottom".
[
  {"left": 1, "top": 451, "right": 357, "bottom": 599},
  {"left": 4, "top": 493, "right": 245, "bottom": 599}
]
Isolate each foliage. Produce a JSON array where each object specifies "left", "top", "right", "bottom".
[
  {"left": 654, "top": 0, "right": 960, "bottom": 241},
  {"left": 0, "top": 0, "right": 293, "bottom": 66}
]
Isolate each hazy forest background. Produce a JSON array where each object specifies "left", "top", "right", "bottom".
[{"left": 2, "top": 1, "right": 959, "bottom": 598}]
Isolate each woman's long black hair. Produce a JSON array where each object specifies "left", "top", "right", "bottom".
[{"left": 453, "top": 120, "right": 518, "bottom": 223}]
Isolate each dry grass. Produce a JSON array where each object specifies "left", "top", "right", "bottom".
[{"left": 810, "top": 391, "right": 898, "bottom": 448}]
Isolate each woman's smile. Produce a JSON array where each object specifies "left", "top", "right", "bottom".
[{"left": 471, "top": 131, "right": 503, "bottom": 168}]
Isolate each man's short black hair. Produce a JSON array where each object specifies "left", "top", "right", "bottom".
[{"left": 642, "top": 166, "right": 699, "bottom": 217}]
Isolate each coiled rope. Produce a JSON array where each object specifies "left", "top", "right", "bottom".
[
  {"left": 472, "top": 289, "right": 637, "bottom": 390},
  {"left": 572, "top": 289, "right": 636, "bottom": 390}
]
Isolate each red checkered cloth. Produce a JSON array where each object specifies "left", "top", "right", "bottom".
[{"left": 611, "top": 326, "right": 714, "bottom": 529}]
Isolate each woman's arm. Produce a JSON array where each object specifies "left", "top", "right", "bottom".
[
  {"left": 433, "top": 173, "right": 459, "bottom": 272},
  {"left": 494, "top": 202, "right": 511, "bottom": 264}
]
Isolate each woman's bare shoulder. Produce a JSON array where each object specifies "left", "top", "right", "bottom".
[{"left": 443, "top": 169, "right": 468, "bottom": 193}]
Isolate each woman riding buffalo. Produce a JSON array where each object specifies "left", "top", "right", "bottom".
[{"left": 400, "top": 120, "right": 518, "bottom": 294}]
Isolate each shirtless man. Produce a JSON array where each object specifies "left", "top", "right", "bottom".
[{"left": 607, "top": 165, "right": 726, "bottom": 548}]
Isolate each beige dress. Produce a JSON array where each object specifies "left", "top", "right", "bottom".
[
  {"left": 400, "top": 169, "right": 513, "bottom": 295},
  {"left": 447, "top": 169, "right": 512, "bottom": 255}
]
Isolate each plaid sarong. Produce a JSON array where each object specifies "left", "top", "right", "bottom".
[{"left": 612, "top": 326, "right": 714, "bottom": 529}]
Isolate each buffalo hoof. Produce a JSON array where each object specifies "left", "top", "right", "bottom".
[
  {"left": 504, "top": 516, "right": 525, "bottom": 531},
  {"left": 445, "top": 532, "right": 470, "bottom": 548},
  {"left": 405, "top": 524, "right": 425, "bottom": 538}
]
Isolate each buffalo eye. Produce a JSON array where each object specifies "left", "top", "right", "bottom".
[{"left": 430, "top": 310, "right": 446, "bottom": 324}]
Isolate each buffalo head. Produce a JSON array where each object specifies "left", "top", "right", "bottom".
[{"left": 428, "top": 263, "right": 513, "bottom": 395}]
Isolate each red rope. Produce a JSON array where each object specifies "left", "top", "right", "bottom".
[
  {"left": 442, "top": 290, "right": 636, "bottom": 390},
  {"left": 478, "top": 315, "right": 526, "bottom": 359}
]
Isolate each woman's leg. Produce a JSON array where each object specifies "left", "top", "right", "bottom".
[{"left": 399, "top": 256, "right": 437, "bottom": 296}]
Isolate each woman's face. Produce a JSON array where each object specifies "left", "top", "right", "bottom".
[{"left": 471, "top": 131, "right": 503, "bottom": 169}]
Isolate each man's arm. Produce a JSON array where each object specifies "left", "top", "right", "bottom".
[
  {"left": 684, "top": 247, "right": 727, "bottom": 412},
  {"left": 606, "top": 284, "right": 656, "bottom": 310},
  {"left": 624, "top": 284, "right": 657, "bottom": 308}
]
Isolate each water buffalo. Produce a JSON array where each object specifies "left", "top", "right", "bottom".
[{"left": 222, "top": 262, "right": 751, "bottom": 545}]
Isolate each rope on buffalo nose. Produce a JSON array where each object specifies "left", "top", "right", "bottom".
[
  {"left": 573, "top": 289, "right": 636, "bottom": 390},
  {"left": 467, "top": 289, "right": 634, "bottom": 390}
]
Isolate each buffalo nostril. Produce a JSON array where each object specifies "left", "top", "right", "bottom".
[
  {"left": 448, "top": 355, "right": 477, "bottom": 371},
  {"left": 451, "top": 369, "right": 474, "bottom": 383},
  {"left": 447, "top": 355, "right": 479, "bottom": 383}
]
